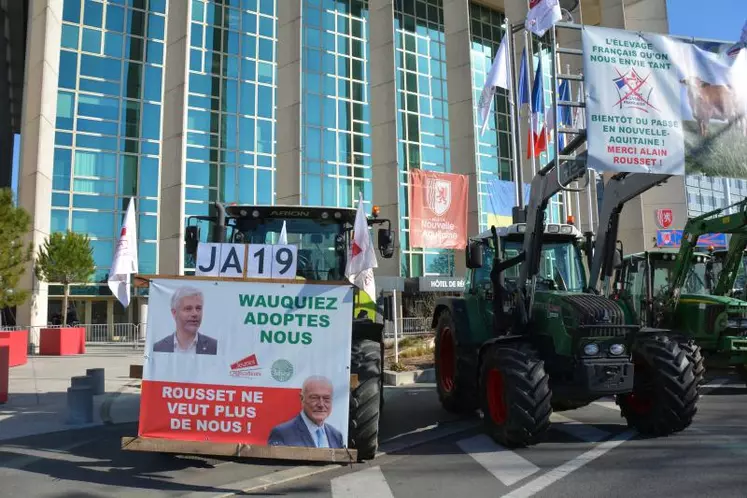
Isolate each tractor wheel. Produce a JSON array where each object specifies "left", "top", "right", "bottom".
[
  {"left": 679, "top": 339, "right": 705, "bottom": 386},
  {"left": 479, "top": 342, "right": 552, "bottom": 447},
  {"left": 434, "top": 309, "right": 477, "bottom": 413},
  {"left": 617, "top": 335, "right": 698, "bottom": 436},
  {"left": 348, "top": 338, "right": 382, "bottom": 461}
]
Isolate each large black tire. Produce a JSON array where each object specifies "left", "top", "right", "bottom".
[
  {"left": 679, "top": 339, "right": 705, "bottom": 386},
  {"left": 479, "top": 342, "right": 552, "bottom": 447},
  {"left": 434, "top": 309, "right": 478, "bottom": 414},
  {"left": 348, "top": 338, "right": 382, "bottom": 461},
  {"left": 616, "top": 335, "right": 698, "bottom": 436}
]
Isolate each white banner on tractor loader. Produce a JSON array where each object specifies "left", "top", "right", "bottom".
[{"left": 582, "top": 25, "right": 747, "bottom": 178}]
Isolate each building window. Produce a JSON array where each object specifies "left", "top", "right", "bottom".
[
  {"left": 183, "top": 0, "right": 278, "bottom": 271},
  {"left": 51, "top": 0, "right": 165, "bottom": 289},
  {"left": 469, "top": 3, "right": 514, "bottom": 233},
  {"left": 394, "top": 0, "right": 452, "bottom": 278},
  {"left": 301, "top": 0, "right": 372, "bottom": 209}
]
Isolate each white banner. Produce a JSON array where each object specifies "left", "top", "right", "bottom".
[
  {"left": 582, "top": 25, "right": 747, "bottom": 177},
  {"left": 138, "top": 278, "right": 355, "bottom": 450}
]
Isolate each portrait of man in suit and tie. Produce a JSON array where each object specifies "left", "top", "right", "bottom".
[
  {"left": 267, "top": 375, "right": 344, "bottom": 448},
  {"left": 152, "top": 286, "right": 218, "bottom": 355}
]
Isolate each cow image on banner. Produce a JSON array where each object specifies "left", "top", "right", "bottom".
[
  {"left": 408, "top": 169, "right": 468, "bottom": 249},
  {"left": 581, "top": 25, "right": 747, "bottom": 178}
]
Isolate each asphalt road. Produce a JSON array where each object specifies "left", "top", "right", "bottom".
[
  {"left": 0, "top": 383, "right": 463, "bottom": 498},
  {"left": 230, "top": 373, "right": 747, "bottom": 498},
  {"left": 2, "top": 374, "right": 747, "bottom": 497}
]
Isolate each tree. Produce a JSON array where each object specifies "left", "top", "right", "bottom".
[
  {"left": 34, "top": 231, "right": 95, "bottom": 326},
  {"left": 0, "top": 188, "right": 33, "bottom": 311}
]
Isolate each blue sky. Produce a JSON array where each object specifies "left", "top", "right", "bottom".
[
  {"left": 8, "top": 3, "right": 746, "bottom": 194},
  {"left": 666, "top": 0, "right": 746, "bottom": 40}
]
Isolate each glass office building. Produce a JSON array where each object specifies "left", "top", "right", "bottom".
[{"left": 15, "top": 0, "right": 599, "bottom": 329}]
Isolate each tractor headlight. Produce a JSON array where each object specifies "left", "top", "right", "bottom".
[
  {"left": 609, "top": 344, "right": 625, "bottom": 356},
  {"left": 728, "top": 319, "right": 739, "bottom": 328},
  {"left": 584, "top": 343, "right": 600, "bottom": 355}
]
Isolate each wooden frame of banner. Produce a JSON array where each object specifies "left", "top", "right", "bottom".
[
  {"left": 124, "top": 273, "right": 359, "bottom": 464},
  {"left": 132, "top": 273, "right": 355, "bottom": 287},
  {"left": 121, "top": 436, "right": 357, "bottom": 463}
]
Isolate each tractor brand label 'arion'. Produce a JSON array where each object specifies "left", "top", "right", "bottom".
[{"left": 138, "top": 278, "right": 354, "bottom": 448}]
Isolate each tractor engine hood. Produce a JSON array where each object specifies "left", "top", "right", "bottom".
[{"left": 555, "top": 293, "right": 627, "bottom": 326}]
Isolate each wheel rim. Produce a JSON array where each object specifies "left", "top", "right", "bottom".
[
  {"left": 486, "top": 369, "right": 507, "bottom": 424},
  {"left": 438, "top": 327, "right": 455, "bottom": 393}
]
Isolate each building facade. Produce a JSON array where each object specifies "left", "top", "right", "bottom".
[{"left": 7, "top": 0, "right": 731, "bottom": 336}]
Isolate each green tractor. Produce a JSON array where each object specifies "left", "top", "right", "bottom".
[
  {"left": 604, "top": 199, "right": 747, "bottom": 382},
  {"left": 707, "top": 235, "right": 747, "bottom": 301},
  {"left": 183, "top": 202, "right": 395, "bottom": 460},
  {"left": 431, "top": 152, "right": 699, "bottom": 448}
]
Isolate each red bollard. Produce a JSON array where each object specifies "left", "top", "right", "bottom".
[{"left": 0, "top": 345, "right": 9, "bottom": 404}]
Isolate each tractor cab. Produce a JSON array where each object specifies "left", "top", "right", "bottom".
[
  {"left": 466, "top": 222, "right": 588, "bottom": 294},
  {"left": 707, "top": 247, "right": 747, "bottom": 300},
  {"left": 184, "top": 204, "right": 394, "bottom": 282},
  {"left": 612, "top": 249, "right": 711, "bottom": 325}
]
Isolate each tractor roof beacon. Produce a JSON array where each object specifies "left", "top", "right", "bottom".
[
  {"left": 183, "top": 201, "right": 395, "bottom": 461},
  {"left": 431, "top": 131, "right": 700, "bottom": 448}
]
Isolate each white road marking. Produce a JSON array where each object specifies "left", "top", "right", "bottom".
[
  {"left": 456, "top": 434, "right": 540, "bottom": 487},
  {"left": 331, "top": 466, "right": 394, "bottom": 498},
  {"left": 592, "top": 400, "right": 619, "bottom": 411},
  {"left": 700, "top": 378, "right": 730, "bottom": 393},
  {"left": 550, "top": 412, "right": 611, "bottom": 443},
  {"left": 501, "top": 429, "right": 637, "bottom": 498}
]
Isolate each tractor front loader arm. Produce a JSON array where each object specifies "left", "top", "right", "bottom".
[
  {"left": 587, "top": 173, "right": 671, "bottom": 294},
  {"left": 713, "top": 232, "right": 747, "bottom": 296},
  {"left": 516, "top": 133, "right": 588, "bottom": 323},
  {"left": 660, "top": 198, "right": 747, "bottom": 325}
]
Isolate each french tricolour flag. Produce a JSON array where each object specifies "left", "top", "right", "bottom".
[{"left": 527, "top": 56, "right": 547, "bottom": 158}]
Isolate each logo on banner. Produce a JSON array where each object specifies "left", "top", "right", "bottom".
[
  {"left": 230, "top": 353, "right": 261, "bottom": 378},
  {"left": 271, "top": 359, "right": 294, "bottom": 382},
  {"left": 656, "top": 208, "right": 674, "bottom": 229},
  {"left": 426, "top": 177, "right": 452, "bottom": 216},
  {"left": 612, "top": 67, "right": 659, "bottom": 113}
]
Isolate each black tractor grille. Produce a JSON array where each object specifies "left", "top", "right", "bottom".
[{"left": 561, "top": 294, "right": 626, "bottom": 326}]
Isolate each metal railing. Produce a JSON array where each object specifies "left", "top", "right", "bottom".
[
  {"left": 384, "top": 317, "right": 433, "bottom": 339},
  {"left": 2, "top": 323, "right": 144, "bottom": 347}
]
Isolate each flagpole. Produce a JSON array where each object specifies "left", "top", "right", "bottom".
[{"left": 506, "top": 19, "right": 523, "bottom": 210}]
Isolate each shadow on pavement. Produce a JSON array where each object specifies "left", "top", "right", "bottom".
[{"left": 0, "top": 422, "right": 315, "bottom": 495}]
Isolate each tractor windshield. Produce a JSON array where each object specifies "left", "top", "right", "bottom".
[
  {"left": 707, "top": 252, "right": 747, "bottom": 295},
  {"left": 229, "top": 218, "right": 347, "bottom": 281},
  {"left": 501, "top": 239, "right": 587, "bottom": 292},
  {"left": 651, "top": 258, "right": 709, "bottom": 296}
]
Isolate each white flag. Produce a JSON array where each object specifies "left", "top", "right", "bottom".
[
  {"left": 108, "top": 198, "right": 138, "bottom": 307},
  {"left": 278, "top": 220, "right": 288, "bottom": 244},
  {"left": 345, "top": 193, "right": 378, "bottom": 300},
  {"left": 478, "top": 34, "right": 511, "bottom": 136},
  {"left": 525, "top": 0, "right": 562, "bottom": 37}
]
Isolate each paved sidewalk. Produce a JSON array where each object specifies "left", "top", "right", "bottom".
[{"left": 0, "top": 347, "right": 144, "bottom": 441}]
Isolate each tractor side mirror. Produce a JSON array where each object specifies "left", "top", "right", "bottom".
[
  {"left": 466, "top": 241, "right": 483, "bottom": 269},
  {"left": 185, "top": 226, "right": 200, "bottom": 257},
  {"left": 613, "top": 248, "right": 623, "bottom": 269},
  {"left": 378, "top": 228, "right": 394, "bottom": 258}
]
